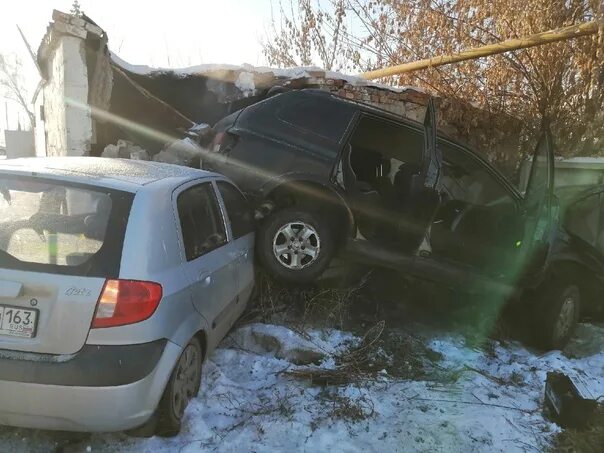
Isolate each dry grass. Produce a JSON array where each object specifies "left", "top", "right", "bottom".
[
  {"left": 284, "top": 321, "right": 442, "bottom": 386},
  {"left": 324, "top": 392, "right": 376, "bottom": 422},
  {"left": 284, "top": 321, "right": 385, "bottom": 386},
  {"left": 241, "top": 269, "right": 371, "bottom": 330}
]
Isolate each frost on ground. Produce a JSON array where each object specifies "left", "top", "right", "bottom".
[{"left": 0, "top": 323, "right": 602, "bottom": 453}]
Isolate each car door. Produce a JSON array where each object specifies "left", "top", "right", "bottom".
[
  {"left": 513, "top": 130, "right": 556, "bottom": 282},
  {"left": 215, "top": 180, "right": 255, "bottom": 308},
  {"left": 388, "top": 97, "right": 441, "bottom": 252},
  {"left": 175, "top": 180, "right": 238, "bottom": 341},
  {"left": 344, "top": 98, "right": 442, "bottom": 272},
  {"left": 422, "top": 98, "right": 442, "bottom": 190},
  {"left": 563, "top": 192, "right": 604, "bottom": 303},
  {"left": 429, "top": 141, "right": 522, "bottom": 276},
  {"left": 405, "top": 128, "right": 554, "bottom": 296}
]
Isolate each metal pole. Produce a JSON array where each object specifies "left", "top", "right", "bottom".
[{"left": 360, "top": 20, "right": 601, "bottom": 80}]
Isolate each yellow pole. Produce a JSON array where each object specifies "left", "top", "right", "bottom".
[{"left": 360, "top": 21, "right": 601, "bottom": 80}]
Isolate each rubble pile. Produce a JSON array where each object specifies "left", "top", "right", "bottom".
[
  {"left": 101, "top": 140, "right": 149, "bottom": 161},
  {"left": 101, "top": 123, "right": 215, "bottom": 168}
]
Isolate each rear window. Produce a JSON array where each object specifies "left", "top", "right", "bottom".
[{"left": 0, "top": 175, "right": 133, "bottom": 277}]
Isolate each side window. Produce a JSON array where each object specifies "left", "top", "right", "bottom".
[
  {"left": 565, "top": 194, "right": 600, "bottom": 247},
  {"left": 217, "top": 181, "right": 254, "bottom": 239},
  {"left": 439, "top": 143, "right": 512, "bottom": 206},
  {"left": 177, "top": 183, "right": 227, "bottom": 261},
  {"left": 277, "top": 96, "right": 353, "bottom": 142},
  {"left": 347, "top": 116, "right": 424, "bottom": 194}
]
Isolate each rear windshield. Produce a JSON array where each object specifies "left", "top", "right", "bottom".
[{"left": 0, "top": 175, "right": 133, "bottom": 278}]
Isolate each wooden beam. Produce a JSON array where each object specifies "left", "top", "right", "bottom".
[
  {"left": 111, "top": 64, "right": 195, "bottom": 127},
  {"left": 16, "top": 25, "right": 42, "bottom": 78},
  {"left": 360, "top": 21, "right": 601, "bottom": 80}
]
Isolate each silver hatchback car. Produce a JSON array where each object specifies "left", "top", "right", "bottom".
[{"left": 0, "top": 157, "right": 254, "bottom": 435}]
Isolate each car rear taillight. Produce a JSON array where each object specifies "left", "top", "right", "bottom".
[
  {"left": 211, "top": 132, "right": 237, "bottom": 153},
  {"left": 92, "top": 280, "right": 163, "bottom": 328},
  {"left": 212, "top": 132, "right": 226, "bottom": 152}
]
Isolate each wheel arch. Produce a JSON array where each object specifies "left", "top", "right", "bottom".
[
  {"left": 541, "top": 258, "right": 598, "bottom": 312},
  {"left": 260, "top": 176, "right": 356, "bottom": 245}
]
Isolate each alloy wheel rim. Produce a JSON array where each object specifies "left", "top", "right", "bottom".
[
  {"left": 272, "top": 221, "right": 321, "bottom": 270},
  {"left": 554, "top": 297, "right": 576, "bottom": 343},
  {"left": 172, "top": 344, "right": 200, "bottom": 419}
]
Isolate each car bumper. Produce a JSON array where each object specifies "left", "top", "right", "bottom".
[{"left": 0, "top": 340, "right": 182, "bottom": 432}]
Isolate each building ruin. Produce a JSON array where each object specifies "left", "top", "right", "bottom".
[{"left": 33, "top": 10, "right": 523, "bottom": 177}]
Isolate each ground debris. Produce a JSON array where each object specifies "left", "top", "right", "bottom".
[
  {"left": 284, "top": 321, "right": 442, "bottom": 385},
  {"left": 101, "top": 139, "right": 149, "bottom": 160},
  {"left": 153, "top": 138, "right": 205, "bottom": 167},
  {"left": 225, "top": 323, "right": 326, "bottom": 365},
  {"left": 553, "top": 404, "right": 604, "bottom": 453},
  {"left": 322, "top": 390, "right": 376, "bottom": 422}
]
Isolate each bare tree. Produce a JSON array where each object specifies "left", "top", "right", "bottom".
[
  {"left": 70, "top": 0, "right": 83, "bottom": 17},
  {"left": 0, "top": 54, "right": 34, "bottom": 129},
  {"left": 264, "top": 0, "right": 355, "bottom": 71}
]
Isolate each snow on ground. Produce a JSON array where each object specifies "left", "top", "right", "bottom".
[{"left": 0, "top": 323, "right": 602, "bottom": 452}]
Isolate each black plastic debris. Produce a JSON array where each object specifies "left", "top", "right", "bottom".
[{"left": 544, "top": 372, "right": 598, "bottom": 429}]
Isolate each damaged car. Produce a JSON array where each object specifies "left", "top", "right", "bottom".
[
  {"left": 553, "top": 184, "right": 604, "bottom": 322},
  {"left": 0, "top": 157, "right": 254, "bottom": 435},
  {"left": 204, "top": 88, "right": 594, "bottom": 349}
]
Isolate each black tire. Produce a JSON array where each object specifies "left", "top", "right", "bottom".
[
  {"left": 257, "top": 207, "right": 336, "bottom": 284},
  {"left": 533, "top": 283, "right": 580, "bottom": 350},
  {"left": 125, "top": 414, "right": 158, "bottom": 438},
  {"left": 155, "top": 337, "right": 203, "bottom": 437}
]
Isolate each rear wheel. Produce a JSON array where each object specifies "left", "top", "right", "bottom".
[
  {"left": 155, "top": 337, "right": 203, "bottom": 437},
  {"left": 534, "top": 283, "right": 580, "bottom": 350},
  {"left": 257, "top": 207, "right": 336, "bottom": 284}
]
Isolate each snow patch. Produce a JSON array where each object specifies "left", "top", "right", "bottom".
[
  {"left": 1, "top": 323, "right": 602, "bottom": 452},
  {"left": 110, "top": 53, "right": 427, "bottom": 94},
  {"left": 235, "top": 72, "right": 256, "bottom": 95}
]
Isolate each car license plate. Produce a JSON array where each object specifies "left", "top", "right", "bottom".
[{"left": 0, "top": 305, "right": 38, "bottom": 338}]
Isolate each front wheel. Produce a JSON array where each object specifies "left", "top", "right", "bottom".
[
  {"left": 533, "top": 283, "right": 580, "bottom": 350},
  {"left": 257, "top": 207, "right": 336, "bottom": 284}
]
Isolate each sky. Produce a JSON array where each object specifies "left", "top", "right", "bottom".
[{"left": 0, "top": 0, "right": 274, "bottom": 141}]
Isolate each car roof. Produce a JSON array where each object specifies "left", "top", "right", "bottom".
[
  {"left": 298, "top": 88, "right": 478, "bottom": 148},
  {"left": 0, "top": 157, "right": 217, "bottom": 191}
]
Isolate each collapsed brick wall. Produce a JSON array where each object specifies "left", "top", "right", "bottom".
[{"left": 36, "top": 9, "right": 525, "bottom": 177}]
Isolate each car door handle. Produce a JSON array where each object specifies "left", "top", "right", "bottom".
[{"left": 198, "top": 271, "right": 212, "bottom": 287}]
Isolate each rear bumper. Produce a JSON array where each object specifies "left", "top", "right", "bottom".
[
  {"left": 0, "top": 340, "right": 182, "bottom": 432},
  {"left": 0, "top": 340, "right": 167, "bottom": 386}
]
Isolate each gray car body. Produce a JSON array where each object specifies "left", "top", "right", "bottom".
[{"left": 0, "top": 157, "right": 254, "bottom": 432}]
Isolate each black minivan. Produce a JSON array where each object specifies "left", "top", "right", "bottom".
[{"left": 205, "top": 88, "right": 597, "bottom": 349}]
